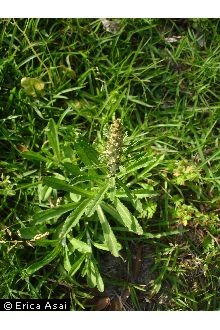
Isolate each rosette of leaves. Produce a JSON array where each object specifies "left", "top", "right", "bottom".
[{"left": 20, "top": 118, "right": 164, "bottom": 292}]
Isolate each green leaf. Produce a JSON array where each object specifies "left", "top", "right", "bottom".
[
  {"left": 92, "top": 242, "right": 111, "bottom": 251},
  {"left": 96, "top": 205, "right": 121, "bottom": 257},
  {"left": 64, "top": 248, "right": 72, "bottom": 272},
  {"left": 101, "top": 201, "right": 121, "bottom": 219},
  {"left": 122, "top": 154, "right": 164, "bottom": 177},
  {"left": 59, "top": 198, "right": 91, "bottom": 238},
  {"left": 43, "top": 177, "right": 94, "bottom": 197},
  {"left": 62, "top": 145, "right": 75, "bottom": 160},
  {"left": 116, "top": 178, "right": 142, "bottom": 212},
  {"left": 86, "top": 183, "right": 110, "bottom": 217},
  {"left": 142, "top": 229, "right": 186, "bottom": 239},
  {"left": 86, "top": 256, "right": 104, "bottom": 292},
  {"left": 116, "top": 186, "right": 157, "bottom": 199},
  {"left": 62, "top": 163, "right": 82, "bottom": 176},
  {"left": 15, "top": 182, "right": 40, "bottom": 191},
  {"left": 101, "top": 202, "right": 143, "bottom": 234},
  {"left": 69, "top": 255, "right": 86, "bottom": 277},
  {"left": 47, "top": 118, "right": 61, "bottom": 162},
  {"left": 17, "top": 226, "right": 47, "bottom": 240},
  {"left": 142, "top": 200, "right": 157, "bottom": 219},
  {"left": 34, "top": 239, "right": 59, "bottom": 247},
  {"left": 38, "top": 184, "right": 53, "bottom": 202},
  {"left": 138, "top": 155, "right": 165, "bottom": 179},
  {"left": 68, "top": 237, "right": 92, "bottom": 254},
  {"left": 24, "top": 245, "right": 61, "bottom": 276},
  {"left": 127, "top": 95, "right": 154, "bottom": 107},
  {"left": 33, "top": 202, "right": 76, "bottom": 224},
  {"left": 22, "top": 151, "right": 50, "bottom": 163},
  {"left": 69, "top": 192, "right": 81, "bottom": 202},
  {"left": 124, "top": 156, "right": 152, "bottom": 174},
  {"left": 75, "top": 138, "right": 100, "bottom": 167},
  {"left": 115, "top": 199, "right": 143, "bottom": 235}
]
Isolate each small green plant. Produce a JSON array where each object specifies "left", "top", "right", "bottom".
[{"left": 19, "top": 118, "right": 161, "bottom": 292}]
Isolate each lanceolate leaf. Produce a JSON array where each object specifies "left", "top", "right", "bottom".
[
  {"left": 116, "top": 188, "right": 157, "bottom": 199},
  {"left": 116, "top": 178, "right": 142, "bottom": 212},
  {"left": 123, "top": 155, "right": 152, "bottom": 174},
  {"left": 25, "top": 245, "right": 61, "bottom": 276},
  {"left": 75, "top": 138, "right": 100, "bottom": 167},
  {"left": 92, "top": 242, "right": 111, "bottom": 251},
  {"left": 64, "top": 248, "right": 71, "bottom": 272},
  {"left": 38, "top": 184, "right": 53, "bottom": 202},
  {"left": 138, "top": 154, "right": 165, "bottom": 179},
  {"left": 86, "top": 256, "right": 104, "bottom": 292},
  {"left": 22, "top": 150, "right": 50, "bottom": 163},
  {"left": 86, "top": 183, "right": 110, "bottom": 217},
  {"left": 68, "top": 237, "right": 92, "bottom": 254},
  {"left": 100, "top": 202, "right": 120, "bottom": 220},
  {"left": 96, "top": 205, "right": 121, "bottom": 257},
  {"left": 33, "top": 202, "right": 76, "bottom": 224},
  {"left": 43, "top": 177, "right": 94, "bottom": 197},
  {"left": 59, "top": 198, "right": 91, "bottom": 238},
  {"left": 115, "top": 199, "right": 143, "bottom": 235},
  {"left": 121, "top": 154, "right": 164, "bottom": 177},
  {"left": 18, "top": 226, "right": 47, "bottom": 240},
  {"left": 69, "top": 255, "right": 86, "bottom": 277},
  {"left": 47, "top": 118, "right": 61, "bottom": 162},
  {"left": 101, "top": 201, "right": 143, "bottom": 235}
]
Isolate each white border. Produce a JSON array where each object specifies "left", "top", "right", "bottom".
[
  {"left": 1, "top": 311, "right": 220, "bottom": 330},
  {"left": 1, "top": 0, "right": 220, "bottom": 18}
]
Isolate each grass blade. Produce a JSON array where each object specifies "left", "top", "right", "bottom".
[{"left": 47, "top": 118, "right": 61, "bottom": 162}]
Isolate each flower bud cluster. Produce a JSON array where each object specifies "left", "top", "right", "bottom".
[{"left": 105, "top": 119, "right": 123, "bottom": 176}]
